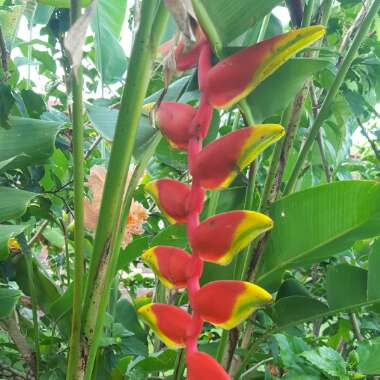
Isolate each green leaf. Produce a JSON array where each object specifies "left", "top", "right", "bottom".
[
  {"left": 0, "top": 187, "right": 37, "bottom": 223},
  {"left": 92, "top": 22, "right": 127, "bottom": 84},
  {"left": 91, "top": 0, "right": 128, "bottom": 84},
  {"left": 326, "top": 264, "right": 367, "bottom": 310},
  {"left": 20, "top": 89, "right": 47, "bottom": 119},
  {"left": 86, "top": 104, "right": 156, "bottom": 160},
  {"left": 36, "top": 0, "right": 91, "bottom": 8},
  {"left": 115, "top": 299, "right": 146, "bottom": 341},
  {"left": 0, "top": 287, "right": 21, "bottom": 317},
  {"left": 368, "top": 240, "right": 380, "bottom": 301},
  {"left": 256, "top": 181, "right": 380, "bottom": 290},
  {"left": 192, "top": 0, "right": 282, "bottom": 52},
  {"left": 150, "top": 224, "right": 187, "bottom": 248},
  {"left": 12, "top": 255, "right": 61, "bottom": 312},
  {"left": 131, "top": 350, "right": 176, "bottom": 373},
  {"left": 301, "top": 347, "right": 347, "bottom": 378},
  {"left": 117, "top": 236, "right": 149, "bottom": 271},
  {"left": 273, "top": 264, "right": 380, "bottom": 329},
  {"left": 0, "top": 84, "right": 15, "bottom": 128},
  {"left": 0, "top": 225, "right": 26, "bottom": 260},
  {"left": 0, "top": 6, "right": 24, "bottom": 50},
  {"left": 93, "top": 0, "right": 127, "bottom": 37},
  {"left": 0, "top": 117, "right": 61, "bottom": 170},
  {"left": 273, "top": 296, "right": 329, "bottom": 328},
  {"left": 358, "top": 337, "right": 380, "bottom": 375},
  {"left": 248, "top": 58, "right": 330, "bottom": 122}
]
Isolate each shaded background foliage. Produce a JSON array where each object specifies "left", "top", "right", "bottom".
[{"left": 0, "top": 0, "right": 380, "bottom": 379}]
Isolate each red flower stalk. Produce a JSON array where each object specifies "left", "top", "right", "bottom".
[{"left": 140, "top": 21, "right": 324, "bottom": 379}]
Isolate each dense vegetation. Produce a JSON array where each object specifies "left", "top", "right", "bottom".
[{"left": 1, "top": 0, "right": 380, "bottom": 379}]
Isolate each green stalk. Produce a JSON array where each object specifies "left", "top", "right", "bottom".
[
  {"left": 82, "top": 3, "right": 168, "bottom": 377},
  {"left": 66, "top": 0, "right": 84, "bottom": 380},
  {"left": 301, "top": 0, "right": 315, "bottom": 27},
  {"left": 284, "top": 0, "right": 380, "bottom": 194},
  {"left": 66, "top": 1, "right": 85, "bottom": 379},
  {"left": 18, "top": 234, "right": 40, "bottom": 379}
]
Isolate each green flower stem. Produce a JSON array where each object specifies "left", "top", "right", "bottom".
[
  {"left": 66, "top": 1, "right": 85, "bottom": 379},
  {"left": 82, "top": 3, "right": 168, "bottom": 378},
  {"left": 284, "top": 0, "right": 380, "bottom": 195},
  {"left": 18, "top": 234, "right": 40, "bottom": 379}
]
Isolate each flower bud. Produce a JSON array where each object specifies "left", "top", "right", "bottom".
[{"left": 187, "top": 352, "right": 230, "bottom": 380}]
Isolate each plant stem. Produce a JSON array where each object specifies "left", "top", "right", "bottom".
[
  {"left": 357, "top": 118, "right": 380, "bottom": 162},
  {"left": 185, "top": 44, "right": 213, "bottom": 362},
  {"left": 18, "top": 234, "right": 40, "bottom": 379},
  {"left": 82, "top": 3, "right": 168, "bottom": 378},
  {"left": 284, "top": 0, "right": 380, "bottom": 194},
  {"left": 66, "top": 1, "right": 85, "bottom": 379}
]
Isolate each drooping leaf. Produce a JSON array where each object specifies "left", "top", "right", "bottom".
[
  {"left": 272, "top": 264, "right": 380, "bottom": 329},
  {"left": 0, "top": 187, "right": 38, "bottom": 223},
  {"left": 86, "top": 104, "right": 156, "bottom": 160},
  {"left": 187, "top": 351, "right": 230, "bottom": 380},
  {"left": 138, "top": 303, "right": 191, "bottom": 348},
  {"left": 145, "top": 179, "right": 192, "bottom": 224},
  {"left": 193, "top": 280, "right": 272, "bottom": 329},
  {"left": 0, "top": 117, "right": 61, "bottom": 170},
  {"left": 256, "top": 181, "right": 380, "bottom": 291},
  {"left": 192, "top": 125, "right": 284, "bottom": 189},
  {"left": 142, "top": 246, "right": 191, "bottom": 289},
  {"left": 0, "top": 287, "right": 21, "bottom": 318},
  {"left": 358, "top": 337, "right": 380, "bottom": 375},
  {"left": 248, "top": 58, "right": 331, "bottom": 122},
  {"left": 191, "top": 210, "right": 273, "bottom": 265},
  {"left": 204, "top": 26, "right": 325, "bottom": 108}
]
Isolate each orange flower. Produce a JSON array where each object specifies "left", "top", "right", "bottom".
[{"left": 84, "top": 165, "right": 148, "bottom": 248}]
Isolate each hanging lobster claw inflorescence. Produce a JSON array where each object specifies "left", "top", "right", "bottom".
[{"left": 139, "top": 16, "right": 325, "bottom": 379}]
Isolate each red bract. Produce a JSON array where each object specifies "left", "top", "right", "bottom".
[
  {"left": 191, "top": 211, "right": 273, "bottom": 265},
  {"left": 138, "top": 303, "right": 191, "bottom": 348},
  {"left": 145, "top": 179, "right": 191, "bottom": 224},
  {"left": 193, "top": 281, "right": 272, "bottom": 329},
  {"left": 159, "top": 25, "right": 207, "bottom": 71},
  {"left": 138, "top": 16, "right": 307, "bottom": 379},
  {"left": 142, "top": 246, "right": 192, "bottom": 289},
  {"left": 192, "top": 125, "right": 284, "bottom": 189},
  {"left": 205, "top": 26, "right": 325, "bottom": 108},
  {"left": 155, "top": 102, "right": 197, "bottom": 150},
  {"left": 187, "top": 352, "right": 230, "bottom": 380}
]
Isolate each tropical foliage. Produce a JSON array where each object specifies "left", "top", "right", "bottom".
[{"left": 0, "top": 0, "right": 380, "bottom": 379}]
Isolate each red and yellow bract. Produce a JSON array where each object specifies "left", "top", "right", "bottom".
[
  {"left": 139, "top": 16, "right": 325, "bottom": 380},
  {"left": 138, "top": 303, "right": 191, "bottom": 349},
  {"left": 145, "top": 179, "right": 191, "bottom": 224},
  {"left": 192, "top": 125, "right": 284, "bottom": 189},
  {"left": 191, "top": 210, "right": 273, "bottom": 265},
  {"left": 193, "top": 280, "right": 272, "bottom": 329},
  {"left": 205, "top": 26, "right": 325, "bottom": 108},
  {"left": 141, "top": 246, "right": 192, "bottom": 289}
]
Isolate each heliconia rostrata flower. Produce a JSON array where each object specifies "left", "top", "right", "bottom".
[{"left": 139, "top": 17, "right": 324, "bottom": 379}]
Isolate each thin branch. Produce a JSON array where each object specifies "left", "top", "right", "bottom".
[
  {"left": 357, "top": 118, "right": 380, "bottom": 162},
  {"left": 0, "top": 311, "right": 35, "bottom": 377},
  {"left": 27, "top": 220, "right": 49, "bottom": 248}
]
